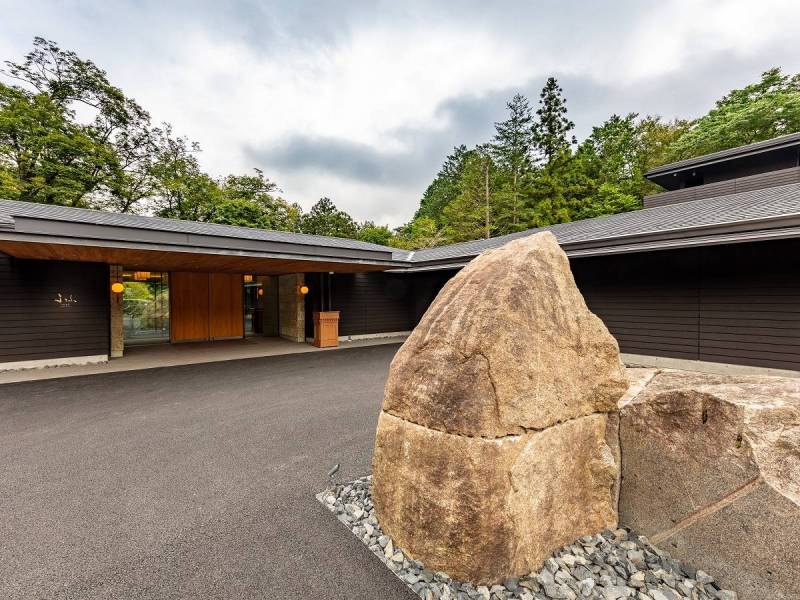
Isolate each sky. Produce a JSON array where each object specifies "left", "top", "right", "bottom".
[{"left": 2, "top": 0, "right": 800, "bottom": 227}]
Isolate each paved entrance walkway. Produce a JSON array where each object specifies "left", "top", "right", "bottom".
[
  {"left": 0, "top": 334, "right": 408, "bottom": 385},
  {"left": 0, "top": 345, "right": 412, "bottom": 600}
]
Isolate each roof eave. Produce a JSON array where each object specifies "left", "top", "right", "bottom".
[
  {"left": 5, "top": 215, "right": 398, "bottom": 264},
  {"left": 394, "top": 216, "right": 800, "bottom": 271},
  {"left": 645, "top": 135, "right": 800, "bottom": 180}
]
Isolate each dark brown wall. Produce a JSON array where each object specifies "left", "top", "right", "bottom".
[
  {"left": 572, "top": 239, "right": 800, "bottom": 371},
  {"left": 0, "top": 253, "right": 109, "bottom": 363},
  {"left": 309, "top": 272, "right": 415, "bottom": 337},
  {"left": 304, "top": 270, "right": 455, "bottom": 338},
  {"left": 328, "top": 240, "right": 800, "bottom": 372},
  {"left": 571, "top": 250, "right": 701, "bottom": 361}
]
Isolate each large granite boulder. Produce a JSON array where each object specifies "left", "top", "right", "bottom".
[
  {"left": 619, "top": 370, "right": 800, "bottom": 600},
  {"left": 372, "top": 232, "right": 628, "bottom": 583}
]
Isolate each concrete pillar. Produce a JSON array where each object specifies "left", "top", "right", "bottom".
[
  {"left": 278, "top": 273, "right": 306, "bottom": 342},
  {"left": 110, "top": 265, "right": 124, "bottom": 358}
]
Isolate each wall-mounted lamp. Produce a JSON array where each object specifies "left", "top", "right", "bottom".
[
  {"left": 243, "top": 274, "right": 254, "bottom": 283},
  {"left": 299, "top": 285, "right": 309, "bottom": 295},
  {"left": 111, "top": 282, "right": 125, "bottom": 294}
]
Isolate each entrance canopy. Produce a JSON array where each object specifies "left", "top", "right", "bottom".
[{"left": 0, "top": 200, "right": 407, "bottom": 274}]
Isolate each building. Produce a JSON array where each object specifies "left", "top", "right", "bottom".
[{"left": 2, "top": 133, "right": 800, "bottom": 372}]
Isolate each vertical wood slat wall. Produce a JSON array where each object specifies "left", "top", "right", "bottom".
[
  {"left": 571, "top": 239, "right": 800, "bottom": 371},
  {"left": 0, "top": 253, "right": 109, "bottom": 362}
]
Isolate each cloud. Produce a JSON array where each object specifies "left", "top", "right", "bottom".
[{"left": 2, "top": 0, "right": 800, "bottom": 226}]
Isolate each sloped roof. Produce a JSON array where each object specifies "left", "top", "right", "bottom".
[
  {"left": 3, "top": 182, "right": 800, "bottom": 270},
  {"left": 408, "top": 182, "right": 800, "bottom": 265},
  {"left": 0, "top": 199, "right": 398, "bottom": 254},
  {"left": 645, "top": 132, "right": 800, "bottom": 178}
]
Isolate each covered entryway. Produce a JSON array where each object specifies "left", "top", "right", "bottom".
[{"left": 0, "top": 200, "right": 403, "bottom": 369}]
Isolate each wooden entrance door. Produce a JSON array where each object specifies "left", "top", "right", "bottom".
[
  {"left": 210, "top": 273, "right": 244, "bottom": 339},
  {"left": 170, "top": 272, "right": 243, "bottom": 342},
  {"left": 170, "top": 272, "right": 210, "bottom": 342}
]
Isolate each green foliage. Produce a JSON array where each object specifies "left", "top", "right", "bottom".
[
  {"left": 213, "top": 171, "right": 302, "bottom": 231},
  {"left": 391, "top": 216, "right": 445, "bottom": 249},
  {"left": 415, "top": 145, "right": 471, "bottom": 224},
  {"left": 0, "top": 38, "right": 362, "bottom": 242},
  {"left": 491, "top": 94, "right": 535, "bottom": 230},
  {"left": 532, "top": 77, "right": 576, "bottom": 162},
  {"left": 669, "top": 68, "right": 800, "bottom": 159},
  {"left": 0, "top": 83, "right": 119, "bottom": 205},
  {"left": 400, "top": 67, "right": 798, "bottom": 248},
  {"left": 300, "top": 197, "right": 358, "bottom": 238},
  {"left": 441, "top": 149, "right": 495, "bottom": 242},
  {"left": 357, "top": 222, "right": 393, "bottom": 245},
  {"left": 2, "top": 37, "right": 157, "bottom": 212}
]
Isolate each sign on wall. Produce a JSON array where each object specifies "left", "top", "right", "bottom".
[{"left": 54, "top": 293, "right": 79, "bottom": 307}]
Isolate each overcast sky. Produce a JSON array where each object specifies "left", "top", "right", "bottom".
[{"left": 2, "top": 1, "right": 800, "bottom": 226}]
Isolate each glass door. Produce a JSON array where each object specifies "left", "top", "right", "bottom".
[
  {"left": 243, "top": 275, "right": 261, "bottom": 336},
  {"left": 122, "top": 271, "right": 170, "bottom": 344}
]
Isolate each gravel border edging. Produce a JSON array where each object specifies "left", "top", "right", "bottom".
[{"left": 317, "top": 475, "right": 739, "bottom": 600}]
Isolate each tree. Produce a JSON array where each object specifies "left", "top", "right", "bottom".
[
  {"left": 572, "top": 182, "right": 639, "bottom": 220},
  {"left": 414, "top": 145, "right": 471, "bottom": 224},
  {"left": 531, "top": 77, "right": 576, "bottom": 163},
  {"left": 214, "top": 170, "right": 302, "bottom": 231},
  {"left": 148, "top": 128, "right": 220, "bottom": 221},
  {"left": 357, "top": 221, "right": 393, "bottom": 245},
  {"left": 441, "top": 147, "right": 499, "bottom": 242},
  {"left": 300, "top": 197, "right": 358, "bottom": 238},
  {"left": 491, "top": 94, "right": 534, "bottom": 229},
  {"left": 0, "top": 83, "right": 119, "bottom": 206},
  {"left": 669, "top": 68, "right": 800, "bottom": 159},
  {"left": 391, "top": 216, "right": 445, "bottom": 249},
  {"left": 2, "top": 37, "right": 157, "bottom": 212},
  {"left": 525, "top": 152, "right": 582, "bottom": 227}
]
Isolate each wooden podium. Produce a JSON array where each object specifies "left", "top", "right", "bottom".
[{"left": 313, "top": 311, "right": 340, "bottom": 347}]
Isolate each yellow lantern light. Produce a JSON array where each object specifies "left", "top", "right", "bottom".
[
  {"left": 111, "top": 282, "right": 125, "bottom": 294},
  {"left": 133, "top": 271, "right": 151, "bottom": 281},
  {"left": 243, "top": 274, "right": 254, "bottom": 283},
  {"left": 299, "top": 285, "right": 309, "bottom": 295}
]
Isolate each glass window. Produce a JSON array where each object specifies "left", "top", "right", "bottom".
[{"left": 122, "top": 271, "right": 170, "bottom": 343}]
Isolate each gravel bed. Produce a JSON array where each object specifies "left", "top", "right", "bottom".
[{"left": 317, "top": 476, "right": 738, "bottom": 600}]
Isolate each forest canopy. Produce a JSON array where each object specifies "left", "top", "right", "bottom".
[{"left": 2, "top": 38, "right": 799, "bottom": 249}]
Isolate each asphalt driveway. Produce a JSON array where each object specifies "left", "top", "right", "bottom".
[{"left": 0, "top": 344, "right": 411, "bottom": 599}]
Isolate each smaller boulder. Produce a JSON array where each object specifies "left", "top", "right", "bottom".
[{"left": 619, "top": 370, "right": 800, "bottom": 600}]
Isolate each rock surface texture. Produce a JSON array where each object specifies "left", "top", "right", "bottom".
[
  {"left": 619, "top": 369, "right": 800, "bottom": 600},
  {"left": 372, "top": 232, "right": 628, "bottom": 584}
]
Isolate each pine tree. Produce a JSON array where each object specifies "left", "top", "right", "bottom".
[
  {"left": 441, "top": 146, "right": 498, "bottom": 242},
  {"left": 491, "top": 94, "right": 534, "bottom": 229},
  {"left": 532, "top": 77, "right": 577, "bottom": 163},
  {"left": 414, "top": 145, "right": 471, "bottom": 224}
]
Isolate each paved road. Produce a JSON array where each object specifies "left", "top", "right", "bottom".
[{"left": 0, "top": 344, "right": 412, "bottom": 600}]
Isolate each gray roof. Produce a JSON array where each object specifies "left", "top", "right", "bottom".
[
  {"left": 646, "top": 131, "right": 800, "bottom": 178},
  {"left": 409, "top": 182, "right": 800, "bottom": 265},
  {"left": 0, "top": 199, "right": 397, "bottom": 254},
  {"left": 4, "top": 182, "right": 800, "bottom": 269}
]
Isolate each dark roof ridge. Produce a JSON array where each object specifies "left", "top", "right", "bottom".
[{"left": 646, "top": 131, "right": 800, "bottom": 178}]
